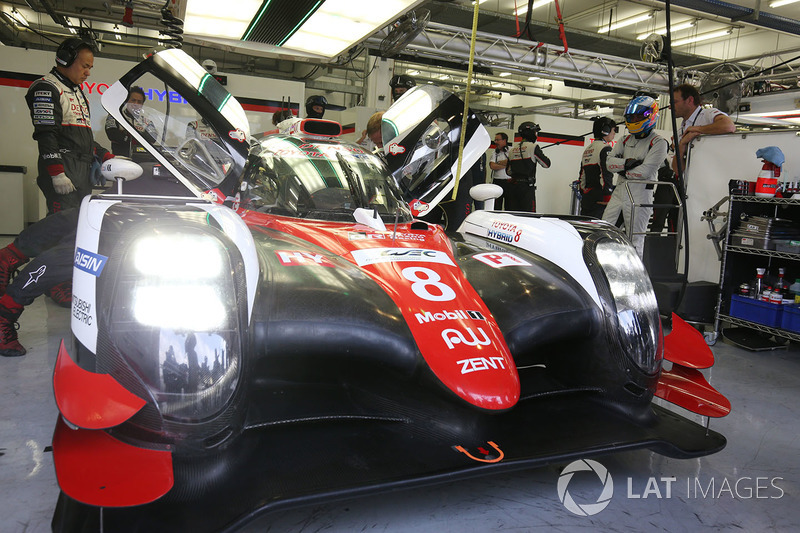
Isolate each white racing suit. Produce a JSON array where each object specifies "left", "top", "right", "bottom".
[{"left": 602, "top": 131, "right": 668, "bottom": 256}]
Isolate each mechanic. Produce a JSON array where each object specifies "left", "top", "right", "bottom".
[
  {"left": 390, "top": 74, "right": 415, "bottom": 102},
  {"left": 601, "top": 95, "right": 669, "bottom": 257},
  {"left": 489, "top": 132, "right": 512, "bottom": 210},
  {"left": 578, "top": 117, "right": 617, "bottom": 218},
  {"left": 672, "top": 83, "right": 735, "bottom": 176},
  {"left": 0, "top": 209, "right": 79, "bottom": 357},
  {"left": 364, "top": 111, "right": 385, "bottom": 151},
  {"left": 25, "top": 37, "right": 114, "bottom": 216},
  {"left": 272, "top": 109, "right": 293, "bottom": 126},
  {"left": 506, "top": 122, "right": 551, "bottom": 212},
  {"left": 305, "top": 95, "right": 327, "bottom": 119},
  {"left": 104, "top": 86, "right": 158, "bottom": 162}
]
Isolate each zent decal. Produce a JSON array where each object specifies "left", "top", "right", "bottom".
[{"left": 472, "top": 252, "right": 532, "bottom": 268}]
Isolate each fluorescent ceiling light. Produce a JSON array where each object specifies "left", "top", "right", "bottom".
[
  {"left": 282, "top": 0, "right": 419, "bottom": 58},
  {"left": 407, "top": 70, "right": 420, "bottom": 76},
  {"left": 673, "top": 29, "right": 732, "bottom": 46},
  {"left": 636, "top": 20, "right": 696, "bottom": 40},
  {"left": 528, "top": 76, "right": 539, "bottom": 81},
  {"left": 498, "top": 72, "right": 511, "bottom": 77},
  {"left": 514, "top": 0, "right": 554, "bottom": 16},
  {"left": 769, "top": 0, "right": 800, "bottom": 8},
  {"left": 184, "top": 0, "right": 263, "bottom": 38},
  {"left": 598, "top": 12, "right": 654, "bottom": 33}
]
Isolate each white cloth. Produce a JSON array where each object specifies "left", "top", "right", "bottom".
[{"left": 602, "top": 131, "right": 669, "bottom": 256}]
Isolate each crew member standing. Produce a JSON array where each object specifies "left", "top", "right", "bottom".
[
  {"left": 489, "top": 132, "right": 512, "bottom": 210},
  {"left": 672, "top": 83, "right": 735, "bottom": 176},
  {"left": 506, "top": 122, "right": 551, "bottom": 212},
  {"left": 579, "top": 117, "right": 616, "bottom": 218},
  {"left": 602, "top": 96, "right": 668, "bottom": 257},
  {"left": 25, "top": 37, "right": 113, "bottom": 215}
]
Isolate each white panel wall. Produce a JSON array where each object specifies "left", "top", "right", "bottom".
[
  {"left": 0, "top": 47, "right": 304, "bottom": 224},
  {"left": 682, "top": 130, "right": 800, "bottom": 283}
]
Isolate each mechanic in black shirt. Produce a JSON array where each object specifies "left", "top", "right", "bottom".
[
  {"left": 25, "top": 37, "right": 114, "bottom": 215},
  {"left": 579, "top": 117, "right": 617, "bottom": 218}
]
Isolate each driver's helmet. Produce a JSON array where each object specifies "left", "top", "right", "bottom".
[
  {"left": 390, "top": 74, "right": 416, "bottom": 101},
  {"left": 624, "top": 96, "right": 658, "bottom": 136},
  {"left": 305, "top": 95, "right": 327, "bottom": 119}
]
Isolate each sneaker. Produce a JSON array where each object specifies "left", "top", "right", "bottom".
[
  {"left": 0, "top": 302, "right": 25, "bottom": 357},
  {"left": 48, "top": 281, "right": 73, "bottom": 308},
  {"left": 0, "top": 244, "right": 29, "bottom": 297}
]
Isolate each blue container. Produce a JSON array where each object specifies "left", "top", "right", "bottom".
[
  {"left": 780, "top": 304, "right": 800, "bottom": 333},
  {"left": 729, "top": 294, "right": 783, "bottom": 328}
]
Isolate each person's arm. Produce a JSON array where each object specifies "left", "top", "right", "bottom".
[
  {"left": 626, "top": 138, "right": 669, "bottom": 181},
  {"left": 104, "top": 114, "right": 130, "bottom": 143},
  {"left": 26, "top": 80, "right": 65, "bottom": 176},
  {"left": 533, "top": 144, "right": 551, "bottom": 168},
  {"left": 683, "top": 112, "right": 735, "bottom": 137},
  {"left": 605, "top": 136, "right": 627, "bottom": 174},
  {"left": 599, "top": 145, "right": 613, "bottom": 193},
  {"left": 488, "top": 153, "right": 508, "bottom": 171}
]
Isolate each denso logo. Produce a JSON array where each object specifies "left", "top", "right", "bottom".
[
  {"left": 457, "top": 356, "right": 507, "bottom": 374},
  {"left": 415, "top": 309, "right": 485, "bottom": 324},
  {"left": 74, "top": 247, "right": 108, "bottom": 277},
  {"left": 441, "top": 327, "right": 491, "bottom": 349}
]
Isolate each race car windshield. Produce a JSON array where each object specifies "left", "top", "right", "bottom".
[{"left": 241, "top": 136, "right": 413, "bottom": 223}]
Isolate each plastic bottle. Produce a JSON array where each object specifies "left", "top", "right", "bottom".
[
  {"left": 751, "top": 267, "right": 766, "bottom": 299},
  {"left": 790, "top": 278, "right": 800, "bottom": 304},
  {"left": 775, "top": 267, "right": 786, "bottom": 296}
]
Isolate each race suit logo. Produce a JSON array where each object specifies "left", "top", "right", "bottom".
[
  {"left": 351, "top": 248, "right": 455, "bottom": 267},
  {"left": 74, "top": 248, "right": 108, "bottom": 277},
  {"left": 441, "top": 327, "right": 491, "bottom": 349},
  {"left": 472, "top": 252, "right": 532, "bottom": 268},
  {"left": 23, "top": 266, "right": 46, "bottom": 289}
]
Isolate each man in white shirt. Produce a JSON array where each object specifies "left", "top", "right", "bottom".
[
  {"left": 489, "top": 132, "right": 511, "bottom": 210},
  {"left": 672, "top": 83, "right": 735, "bottom": 176}
]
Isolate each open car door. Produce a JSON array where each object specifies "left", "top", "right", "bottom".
[
  {"left": 101, "top": 49, "right": 251, "bottom": 201},
  {"left": 381, "top": 85, "right": 490, "bottom": 215}
]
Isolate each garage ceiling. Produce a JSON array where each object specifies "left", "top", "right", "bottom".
[{"left": 2, "top": 0, "right": 799, "bottom": 119}]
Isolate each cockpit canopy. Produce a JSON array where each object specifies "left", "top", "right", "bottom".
[{"left": 239, "top": 135, "right": 413, "bottom": 223}]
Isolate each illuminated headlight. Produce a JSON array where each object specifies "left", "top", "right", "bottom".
[
  {"left": 107, "top": 230, "right": 242, "bottom": 425},
  {"left": 595, "top": 240, "right": 662, "bottom": 374}
]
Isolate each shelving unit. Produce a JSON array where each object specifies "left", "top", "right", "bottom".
[{"left": 713, "top": 195, "right": 800, "bottom": 345}]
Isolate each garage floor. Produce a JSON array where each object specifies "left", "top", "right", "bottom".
[{"left": 2, "top": 296, "right": 799, "bottom": 532}]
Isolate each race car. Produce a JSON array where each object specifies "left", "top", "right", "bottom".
[{"left": 51, "top": 49, "right": 730, "bottom": 532}]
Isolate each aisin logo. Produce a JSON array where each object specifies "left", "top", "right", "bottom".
[{"left": 557, "top": 459, "right": 613, "bottom": 516}]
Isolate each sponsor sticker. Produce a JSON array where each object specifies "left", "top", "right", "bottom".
[
  {"left": 347, "top": 231, "right": 425, "bottom": 242},
  {"left": 275, "top": 250, "right": 335, "bottom": 267},
  {"left": 472, "top": 252, "right": 531, "bottom": 268},
  {"left": 74, "top": 247, "right": 108, "bottom": 277},
  {"left": 34, "top": 90, "right": 50, "bottom": 97},
  {"left": 351, "top": 247, "right": 455, "bottom": 267},
  {"left": 415, "top": 309, "right": 485, "bottom": 324}
]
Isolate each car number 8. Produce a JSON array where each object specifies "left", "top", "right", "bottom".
[{"left": 402, "top": 266, "right": 456, "bottom": 301}]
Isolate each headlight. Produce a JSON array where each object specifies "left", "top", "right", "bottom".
[
  {"left": 106, "top": 229, "right": 242, "bottom": 426},
  {"left": 595, "top": 240, "right": 662, "bottom": 374}
]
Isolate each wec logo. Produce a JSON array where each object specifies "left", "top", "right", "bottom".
[{"left": 74, "top": 248, "right": 108, "bottom": 277}]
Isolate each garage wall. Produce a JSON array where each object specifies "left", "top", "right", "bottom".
[
  {"left": 682, "top": 130, "right": 800, "bottom": 283},
  {"left": 0, "top": 47, "right": 304, "bottom": 224}
]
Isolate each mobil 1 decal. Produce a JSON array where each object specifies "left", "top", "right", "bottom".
[{"left": 356, "top": 246, "right": 520, "bottom": 409}]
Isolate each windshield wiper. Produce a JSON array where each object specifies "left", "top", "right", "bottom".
[{"left": 336, "top": 151, "right": 367, "bottom": 209}]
